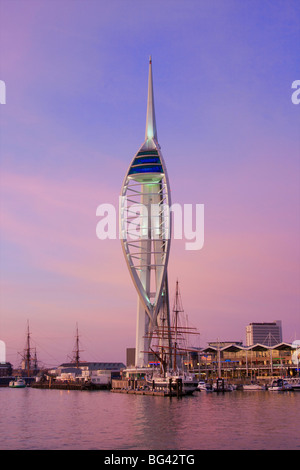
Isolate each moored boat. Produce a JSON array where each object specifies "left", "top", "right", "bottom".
[
  {"left": 147, "top": 371, "right": 198, "bottom": 395},
  {"left": 213, "top": 378, "right": 234, "bottom": 392},
  {"left": 243, "top": 382, "right": 266, "bottom": 391},
  {"left": 144, "top": 280, "right": 200, "bottom": 397},
  {"left": 9, "top": 377, "right": 26, "bottom": 388},
  {"left": 268, "top": 378, "right": 292, "bottom": 391},
  {"left": 281, "top": 377, "right": 300, "bottom": 391},
  {"left": 291, "top": 378, "right": 300, "bottom": 391},
  {"left": 197, "top": 380, "right": 206, "bottom": 391},
  {"left": 198, "top": 380, "right": 213, "bottom": 392}
]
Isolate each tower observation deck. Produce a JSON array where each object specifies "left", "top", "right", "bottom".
[{"left": 120, "top": 58, "right": 172, "bottom": 367}]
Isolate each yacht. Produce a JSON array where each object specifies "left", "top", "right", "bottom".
[
  {"left": 197, "top": 380, "right": 206, "bottom": 390},
  {"left": 268, "top": 378, "right": 292, "bottom": 391},
  {"left": 198, "top": 381, "right": 213, "bottom": 392},
  {"left": 213, "top": 378, "right": 234, "bottom": 392},
  {"left": 243, "top": 382, "right": 266, "bottom": 391},
  {"left": 291, "top": 379, "right": 300, "bottom": 391},
  {"left": 282, "top": 377, "right": 300, "bottom": 391}
]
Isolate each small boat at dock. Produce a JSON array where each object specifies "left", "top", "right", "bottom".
[
  {"left": 9, "top": 378, "right": 26, "bottom": 388},
  {"left": 281, "top": 377, "right": 300, "bottom": 391},
  {"left": 268, "top": 378, "right": 292, "bottom": 391},
  {"left": 198, "top": 381, "right": 213, "bottom": 392},
  {"left": 242, "top": 382, "right": 266, "bottom": 391},
  {"left": 213, "top": 378, "right": 234, "bottom": 392},
  {"left": 147, "top": 371, "right": 198, "bottom": 396}
]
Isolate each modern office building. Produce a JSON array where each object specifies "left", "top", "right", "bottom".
[
  {"left": 120, "top": 58, "right": 172, "bottom": 367},
  {"left": 246, "top": 321, "right": 282, "bottom": 346}
]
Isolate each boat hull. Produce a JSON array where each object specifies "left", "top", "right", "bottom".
[
  {"left": 243, "top": 384, "right": 266, "bottom": 391},
  {"left": 268, "top": 379, "right": 293, "bottom": 391},
  {"left": 9, "top": 381, "right": 26, "bottom": 388},
  {"left": 147, "top": 375, "right": 198, "bottom": 395}
]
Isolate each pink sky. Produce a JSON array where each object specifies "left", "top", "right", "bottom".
[{"left": 0, "top": 0, "right": 299, "bottom": 367}]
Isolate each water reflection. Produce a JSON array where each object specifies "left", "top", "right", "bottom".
[{"left": 0, "top": 388, "right": 299, "bottom": 450}]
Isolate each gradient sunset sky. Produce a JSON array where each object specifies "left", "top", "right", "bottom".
[{"left": 0, "top": 0, "right": 299, "bottom": 367}]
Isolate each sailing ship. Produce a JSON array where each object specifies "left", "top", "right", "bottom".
[
  {"left": 144, "top": 281, "right": 199, "bottom": 395},
  {"left": 16, "top": 321, "right": 40, "bottom": 380}
]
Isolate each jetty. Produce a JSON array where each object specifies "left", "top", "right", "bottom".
[
  {"left": 111, "top": 388, "right": 173, "bottom": 397},
  {"left": 110, "top": 378, "right": 188, "bottom": 397},
  {"left": 31, "top": 380, "right": 106, "bottom": 391}
]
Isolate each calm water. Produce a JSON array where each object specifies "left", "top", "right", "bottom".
[{"left": 0, "top": 387, "right": 299, "bottom": 450}]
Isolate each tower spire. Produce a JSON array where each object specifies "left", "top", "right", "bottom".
[
  {"left": 145, "top": 56, "right": 157, "bottom": 142},
  {"left": 120, "top": 57, "right": 171, "bottom": 368}
]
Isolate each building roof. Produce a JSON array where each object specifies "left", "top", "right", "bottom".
[
  {"left": 201, "top": 342, "right": 293, "bottom": 353},
  {"left": 60, "top": 367, "right": 82, "bottom": 375},
  {"left": 58, "top": 362, "right": 126, "bottom": 370}
]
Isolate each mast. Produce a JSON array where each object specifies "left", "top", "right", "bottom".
[
  {"left": 25, "top": 320, "right": 32, "bottom": 377},
  {"left": 143, "top": 280, "right": 199, "bottom": 375},
  {"left": 33, "top": 348, "right": 38, "bottom": 370},
  {"left": 73, "top": 323, "right": 82, "bottom": 368},
  {"left": 172, "top": 280, "right": 185, "bottom": 370},
  {"left": 217, "top": 338, "right": 221, "bottom": 377},
  {"left": 17, "top": 321, "right": 39, "bottom": 376}
]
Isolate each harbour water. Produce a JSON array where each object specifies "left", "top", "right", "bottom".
[{"left": 1, "top": 387, "right": 299, "bottom": 450}]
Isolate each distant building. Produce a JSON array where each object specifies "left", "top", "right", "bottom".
[
  {"left": 126, "top": 348, "right": 136, "bottom": 368},
  {"left": 57, "top": 361, "right": 125, "bottom": 373},
  {"left": 246, "top": 321, "right": 282, "bottom": 346},
  {"left": 0, "top": 362, "right": 12, "bottom": 377}
]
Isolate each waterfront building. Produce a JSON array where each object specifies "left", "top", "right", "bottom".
[
  {"left": 246, "top": 321, "right": 282, "bottom": 346},
  {"left": 0, "top": 362, "right": 12, "bottom": 377},
  {"left": 126, "top": 348, "right": 135, "bottom": 368},
  {"left": 53, "top": 361, "right": 125, "bottom": 377},
  {"left": 197, "top": 342, "right": 297, "bottom": 381},
  {"left": 120, "top": 57, "right": 172, "bottom": 368}
]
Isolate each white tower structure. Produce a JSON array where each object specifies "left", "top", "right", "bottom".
[{"left": 120, "top": 57, "right": 172, "bottom": 367}]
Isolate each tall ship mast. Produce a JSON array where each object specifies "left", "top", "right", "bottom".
[
  {"left": 70, "top": 323, "right": 83, "bottom": 368},
  {"left": 146, "top": 280, "right": 199, "bottom": 374},
  {"left": 143, "top": 280, "right": 200, "bottom": 395},
  {"left": 18, "top": 320, "right": 39, "bottom": 377}
]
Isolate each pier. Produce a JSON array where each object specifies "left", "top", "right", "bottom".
[
  {"left": 111, "top": 378, "right": 187, "bottom": 397},
  {"left": 31, "top": 380, "right": 110, "bottom": 391},
  {"left": 111, "top": 388, "right": 173, "bottom": 397}
]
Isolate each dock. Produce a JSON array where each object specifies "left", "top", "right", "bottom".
[
  {"left": 110, "top": 388, "right": 178, "bottom": 397},
  {"left": 31, "top": 381, "right": 109, "bottom": 391},
  {"left": 111, "top": 378, "right": 187, "bottom": 397}
]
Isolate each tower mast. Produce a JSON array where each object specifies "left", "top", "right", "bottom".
[{"left": 120, "top": 57, "right": 172, "bottom": 367}]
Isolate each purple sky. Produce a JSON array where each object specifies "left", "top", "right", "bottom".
[{"left": 0, "top": 0, "right": 299, "bottom": 367}]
